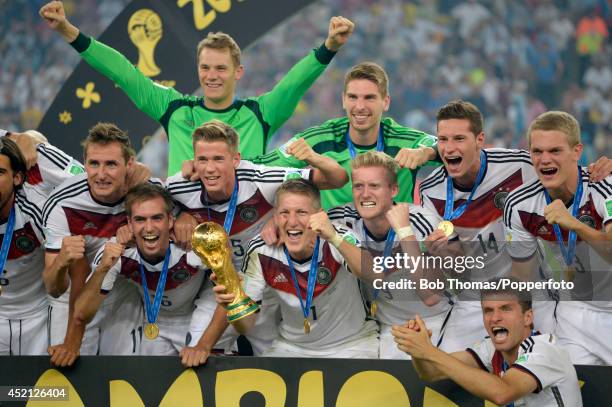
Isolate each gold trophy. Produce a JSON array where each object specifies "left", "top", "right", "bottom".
[
  {"left": 192, "top": 222, "right": 259, "bottom": 322},
  {"left": 128, "top": 9, "right": 163, "bottom": 77}
]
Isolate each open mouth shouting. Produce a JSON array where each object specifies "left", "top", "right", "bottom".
[
  {"left": 285, "top": 229, "right": 304, "bottom": 243},
  {"left": 539, "top": 167, "right": 558, "bottom": 180},
  {"left": 141, "top": 234, "right": 160, "bottom": 249},
  {"left": 444, "top": 155, "right": 463, "bottom": 170},
  {"left": 491, "top": 326, "right": 509, "bottom": 343}
]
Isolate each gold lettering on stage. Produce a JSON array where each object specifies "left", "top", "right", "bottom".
[{"left": 177, "top": 0, "right": 232, "bottom": 31}]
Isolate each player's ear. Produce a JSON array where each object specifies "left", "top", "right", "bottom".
[
  {"left": 475, "top": 131, "right": 485, "bottom": 149},
  {"left": 524, "top": 308, "right": 534, "bottom": 328},
  {"left": 233, "top": 151, "right": 241, "bottom": 168},
  {"left": 383, "top": 94, "right": 390, "bottom": 112},
  {"left": 12, "top": 170, "right": 24, "bottom": 188},
  {"left": 573, "top": 143, "right": 583, "bottom": 162},
  {"left": 234, "top": 65, "right": 244, "bottom": 81},
  {"left": 391, "top": 182, "right": 399, "bottom": 199},
  {"left": 168, "top": 214, "right": 175, "bottom": 230}
]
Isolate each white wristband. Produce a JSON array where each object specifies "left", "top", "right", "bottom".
[
  {"left": 396, "top": 226, "right": 414, "bottom": 240},
  {"left": 329, "top": 233, "right": 344, "bottom": 248}
]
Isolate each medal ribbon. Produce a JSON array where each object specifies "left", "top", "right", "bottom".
[
  {"left": 345, "top": 125, "right": 384, "bottom": 159},
  {"left": 444, "top": 150, "right": 487, "bottom": 220},
  {"left": 283, "top": 237, "right": 320, "bottom": 321},
  {"left": 204, "top": 177, "right": 239, "bottom": 234},
  {"left": 140, "top": 246, "right": 171, "bottom": 325},
  {"left": 543, "top": 166, "right": 583, "bottom": 267},
  {"left": 363, "top": 225, "right": 396, "bottom": 302},
  {"left": 0, "top": 207, "right": 16, "bottom": 279}
]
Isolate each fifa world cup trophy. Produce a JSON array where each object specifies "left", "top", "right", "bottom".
[
  {"left": 192, "top": 222, "right": 259, "bottom": 322},
  {"left": 127, "top": 9, "right": 163, "bottom": 77}
]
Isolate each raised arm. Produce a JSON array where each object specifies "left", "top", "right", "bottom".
[
  {"left": 285, "top": 138, "right": 348, "bottom": 189},
  {"left": 308, "top": 212, "right": 368, "bottom": 278},
  {"left": 43, "top": 236, "right": 85, "bottom": 297},
  {"left": 40, "top": 1, "right": 178, "bottom": 121},
  {"left": 258, "top": 17, "right": 354, "bottom": 137}
]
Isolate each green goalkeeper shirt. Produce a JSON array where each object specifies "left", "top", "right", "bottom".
[
  {"left": 71, "top": 33, "right": 336, "bottom": 175},
  {"left": 252, "top": 117, "right": 440, "bottom": 209}
]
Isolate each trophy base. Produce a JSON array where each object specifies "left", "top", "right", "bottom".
[{"left": 227, "top": 297, "right": 260, "bottom": 323}]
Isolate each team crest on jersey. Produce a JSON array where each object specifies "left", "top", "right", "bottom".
[
  {"left": 240, "top": 207, "right": 259, "bottom": 223},
  {"left": 516, "top": 354, "right": 529, "bottom": 363},
  {"left": 316, "top": 266, "right": 332, "bottom": 285},
  {"left": 83, "top": 221, "right": 98, "bottom": 231},
  {"left": 342, "top": 233, "right": 358, "bottom": 246},
  {"left": 171, "top": 269, "right": 191, "bottom": 283},
  {"left": 493, "top": 191, "right": 509, "bottom": 209},
  {"left": 15, "top": 235, "right": 35, "bottom": 253},
  {"left": 578, "top": 214, "right": 595, "bottom": 228},
  {"left": 284, "top": 171, "right": 303, "bottom": 181},
  {"left": 69, "top": 162, "right": 84, "bottom": 175}
]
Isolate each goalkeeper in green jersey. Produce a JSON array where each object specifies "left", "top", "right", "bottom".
[
  {"left": 252, "top": 62, "right": 441, "bottom": 209},
  {"left": 40, "top": 1, "right": 354, "bottom": 175}
]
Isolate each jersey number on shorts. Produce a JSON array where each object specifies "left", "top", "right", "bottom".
[
  {"left": 130, "top": 326, "right": 142, "bottom": 353},
  {"left": 230, "top": 239, "right": 245, "bottom": 257}
]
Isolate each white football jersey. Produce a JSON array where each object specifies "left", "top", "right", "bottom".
[
  {"left": 166, "top": 160, "right": 311, "bottom": 271},
  {"left": 94, "top": 241, "right": 210, "bottom": 318},
  {"left": 504, "top": 170, "right": 612, "bottom": 310},
  {"left": 42, "top": 173, "right": 163, "bottom": 304},
  {"left": 24, "top": 143, "right": 84, "bottom": 206},
  {"left": 241, "top": 226, "right": 376, "bottom": 350},
  {"left": 468, "top": 333, "right": 582, "bottom": 407},
  {"left": 420, "top": 148, "right": 536, "bottom": 283},
  {"left": 328, "top": 203, "right": 452, "bottom": 324},
  {"left": 0, "top": 191, "right": 47, "bottom": 319}
]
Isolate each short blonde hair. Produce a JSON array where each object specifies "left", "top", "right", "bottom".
[
  {"left": 350, "top": 151, "right": 399, "bottom": 185},
  {"left": 196, "top": 32, "right": 241, "bottom": 67},
  {"left": 527, "top": 111, "right": 581, "bottom": 147},
  {"left": 344, "top": 62, "right": 389, "bottom": 98},
  {"left": 192, "top": 120, "right": 239, "bottom": 152}
]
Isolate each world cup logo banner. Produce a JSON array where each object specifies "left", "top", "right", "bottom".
[{"left": 37, "top": 0, "right": 316, "bottom": 159}]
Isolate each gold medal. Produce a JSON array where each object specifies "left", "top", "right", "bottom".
[
  {"left": 144, "top": 323, "right": 159, "bottom": 340},
  {"left": 303, "top": 318, "right": 311, "bottom": 334},
  {"left": 437, "top": 220, "right": 454, "bottom": 237},
  {"left": 370, "top": 301, "right": 377, "bottom": 318},
  {"left": 565, "top": 266, "right": 575, "bottom": 282}
]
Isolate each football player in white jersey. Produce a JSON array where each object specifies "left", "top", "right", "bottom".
[
  {"left": 1, "top": 129, "right": 84, "bottom": 203},
  {"left": 504, "top": 111, "right": 612, "bottom": 365},
  {"left": 420, "top": 101, "right": 577, "bottom": 351},
  {"left": 74, "top": 183, "right": 213, "bottom": 366},
  {"left": 328, "top": 151, "right": 453, "bottom": 359},
  {"left": 42, "top": 123, "right": 154, "bottom": 366},
  {"left": 212, "top": 179, "right": 378, "bottom": 357},
  {"left": 0, "top": 138, "right": 49, "bottom": 355},
  {"left": 393, "top": 278, "right": 583, "bottom": 407},
  {"left": 166, "top": 120, "right": 348, "bottom": 355}
]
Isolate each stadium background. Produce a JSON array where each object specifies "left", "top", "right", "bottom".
[{"left": 1, "top": 0, "right": 610, "bottom": 177}]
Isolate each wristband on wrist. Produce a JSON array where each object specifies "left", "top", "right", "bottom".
[
  {"left": 396, "top": 226, "right": 414, "bottom": 240},
  {"left": 329, "top": 233, "right": 344, "bottom": 248}
]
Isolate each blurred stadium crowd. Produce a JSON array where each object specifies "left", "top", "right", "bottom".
[{"left": 1, "top": 0, "right": 610, "bottom": 164}]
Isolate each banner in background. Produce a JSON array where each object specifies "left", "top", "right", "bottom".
[
  {"left": 37, "top": 0, "right": 316, "bottom": 159},
  {"left": 0, "top": 356, "right": 607, "bottom": 406}
]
